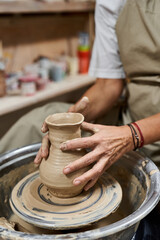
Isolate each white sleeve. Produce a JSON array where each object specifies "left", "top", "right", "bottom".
[{"left": 89, "top": 0, "right": 126, "bottom": 79}]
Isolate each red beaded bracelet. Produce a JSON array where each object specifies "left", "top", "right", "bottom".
[{"left": 132, "top": 122, "right": 144, "bottom": 148}]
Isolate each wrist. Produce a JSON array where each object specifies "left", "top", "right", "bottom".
[
  {"left": 132, "top": 122, "right": 144, "bottom": 148},
  {"left": 127, "top": 122, "right": 144, "bottom": 151},
  {"left": 120, "top": 125, "right": 135, "bottom": 152}
]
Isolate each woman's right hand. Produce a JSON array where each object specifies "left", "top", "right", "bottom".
[
  {"left": 68, "top": 96, "right": 89, "bottom": 117},
  {"left": 34, "top": 96, "right": 90, "bottom": 165}
]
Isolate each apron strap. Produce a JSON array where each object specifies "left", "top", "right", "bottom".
[{"left": 127, "top": 79, "right": 160, "bottom": 86}]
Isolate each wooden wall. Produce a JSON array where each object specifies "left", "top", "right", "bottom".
[{"left": 0, "top": 13, "right": 92, "bottom": 72}]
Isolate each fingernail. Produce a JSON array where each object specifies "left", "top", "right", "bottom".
[
  {"left": 60, "top": 142, "right": 67, "bottom": 150},
  {"left": 76, "top": 148, "right": 82, "bottom": 151},
  {"left": 41, "top": 150, "right": 47, "bottom": 157},
  {"left": 41, "top": 150, "right": 45, "bottom": 156},
  {"left": 64, "top": 167, "right": 71, "bottom": 174},
  {"left": 34, "top": 160, "right": 39, "bottom": 165},
  {"left": 41, "top": 126, "right": 45, "bottom": 132},
  {"left": 93, "top": 127, "right": 99, "bottom": 133},
  {"left": 83, "top": 96, "right": 89, "bottom": 102},
  {"left": 74, "top": 180, "right": 81, "bottom": 185}
]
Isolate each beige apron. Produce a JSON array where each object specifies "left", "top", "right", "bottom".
[{"left": 116, "top": 0, "right": 160, "bottom": 164}]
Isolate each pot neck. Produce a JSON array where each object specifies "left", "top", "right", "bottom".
[{"left": 48, "top": 125, "right": 81, "bottom": 145}]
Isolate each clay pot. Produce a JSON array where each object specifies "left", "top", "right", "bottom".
[{"left": 39, "top": 112, "right": 87, "bottom": 198}]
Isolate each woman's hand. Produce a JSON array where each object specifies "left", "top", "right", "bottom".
[
  {"left": 68, "top": 96, "right": 89, "bottom": 116},
  {"left": 34, "top": 97, "right": 90, "bottom": 165},
  {"left": 61, "top": 122, "right": 134, "bottom": 191},
  {"left": 34, "top": 125, "right": 50, "bottom": 165}
]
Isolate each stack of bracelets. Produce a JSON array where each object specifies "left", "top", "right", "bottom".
[{"left": 127, "top": 122, "right": 144, "bottom": 151}]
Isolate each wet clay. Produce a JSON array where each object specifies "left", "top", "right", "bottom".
[
  {"left": 10, "top": 171, "right": 122, "bottom": 230},
  {"left": 0, "top": 217, "right": 15, "bottom": 231},
  {"left": 39, "top": 113, "right": 88, "bottom": 198},
  {"left": 9, "top": 207, "right": 125, "bottom": 235}
]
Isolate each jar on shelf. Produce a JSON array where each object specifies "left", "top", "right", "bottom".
[
  {"left": 78, "top": 48, "right": 90, "bottom": 74},
  {"left": 19, "top": 76, "right": 37, "bottom": 96}
]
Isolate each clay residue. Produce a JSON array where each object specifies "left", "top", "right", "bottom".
[
  {"left": 0, "top": 161, "right": 36, "bottom": 220},
  {"left": 149, "top": 169, "right": 159, "bottom": 176},
  {"left": 0, "top": 217, "right": 15, "bottom": 230},
  {"left": 142, "top": 160, "right": 149, "bottom": 167}
]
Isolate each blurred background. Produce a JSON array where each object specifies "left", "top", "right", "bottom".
[{"left": 0, "top": 0, "right": 95, "bottom": 138}]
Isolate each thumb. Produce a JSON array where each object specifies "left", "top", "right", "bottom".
[
  {"left": 81, "top": 122, "right": 100, "bottom": 134},
  {"left": 41, "top": 121, "right": 48, "bottom": 133},
  {"left": 69, "top": 96, "right": 89, "bottom": 113},
  {"left": 75, "top": 96, "right": 89, "bottom": 112}
]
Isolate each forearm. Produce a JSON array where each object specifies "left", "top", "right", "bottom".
[
  {"left": 135, "top": 113, "right": 160, "bottom": 145},
  {"left": 78, "top": 78, "right": 124, "bottom": 121}
]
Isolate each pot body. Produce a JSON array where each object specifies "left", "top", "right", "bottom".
[{"left": 39, "top": 113, "right": 86, "bottom": 197}]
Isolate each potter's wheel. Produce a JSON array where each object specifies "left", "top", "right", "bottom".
[{"left": 10, "top": 171, "right": 122, "bottom": 230}]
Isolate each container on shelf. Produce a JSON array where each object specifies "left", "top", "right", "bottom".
[
  {"left": 78, "top": 48, "right": 90, "bottom": 74},
  {"left": 6, "top": 73, "right": 20, "bottom": 96},
  {"left": 19, "top": 75, "right": 37, "bottom": 96},
  {"left": 78, "top": 32, "right": 90, "bottom": 74},
  {"left": 78, "top": 32, "right": 89, "bottom": 47},
  {"left": 36, "top": 77, "right": 48, "bottom": 91},
  {"left": 49, "top": 62, "right": 65, "bottom": 82},
  {"left": 68, "top": 57, "right": 79, "bottom": 75}
]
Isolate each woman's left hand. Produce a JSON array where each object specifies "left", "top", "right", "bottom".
[{"left": 61, "top": 122, "right": 133, "bottom": 191}]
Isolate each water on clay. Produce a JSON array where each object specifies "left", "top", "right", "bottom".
[{"left": 0, "top": 158, "right": 147, "bottom": 235}]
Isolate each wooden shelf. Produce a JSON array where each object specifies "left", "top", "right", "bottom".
[
  {"left": 0, "top": 0, "right": 95, "bottom": 14},
  {"left": 0, "top": 74, "right": 95, "bottom": 116}
]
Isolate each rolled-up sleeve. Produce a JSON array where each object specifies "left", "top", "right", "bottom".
[{"left": 89, "top": 0, "right": 126, "bottom": 79}]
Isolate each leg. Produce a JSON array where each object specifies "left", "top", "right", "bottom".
[{"left": 0, "top": 102, "right": 71, "bottom": 154}]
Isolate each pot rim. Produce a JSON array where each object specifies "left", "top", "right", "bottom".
[
  {"left": 45, "top": 112, "right": 84, "bottom": 127},
  {"left": 0, "top": 143, "right": 160, "bottom": 239}
]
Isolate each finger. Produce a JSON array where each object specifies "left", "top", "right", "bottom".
[
  {"left": 102, "top": 152, "right": 121, "bottom": 172},
  {"left": 34, "top": 147, "right": 43, "bottom": 164},
  {"left": 63, "top": 149, "right": 101, "bottom": 174},
  {"left": 73, "top": 168, "right": 97, "bottom": 186},
  {"left": 72, "top": 156, "right": 108, "bottom": 186},
  {"left": 41, "top": 134, "right": 50, "bottom": 158},
  {"left": 68, "top": 105, "right": 75, "bottom": 113},
  {"left": 94, "top": 155, "right": 116, "bottom": 177},
  {"left": 74, "top": 96, "right": 89, "bottom": 112},
  {"left": 84, "top": 177, "right": 99, "bottom": 191},
  {"left": 72, "top": 166, "right": 100, "bottom": 186},
  {"left": 81, "top": 122, "right": 100, "bottom": 134},
  {"left": 41, "top": 121, "right": 48, "bottom": 133},
  {"left": 68, "top": 97, "right": 89, "bottom": 113},
  {"left": 60, "top": 136, "right": 95, "bottom": 151}
]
